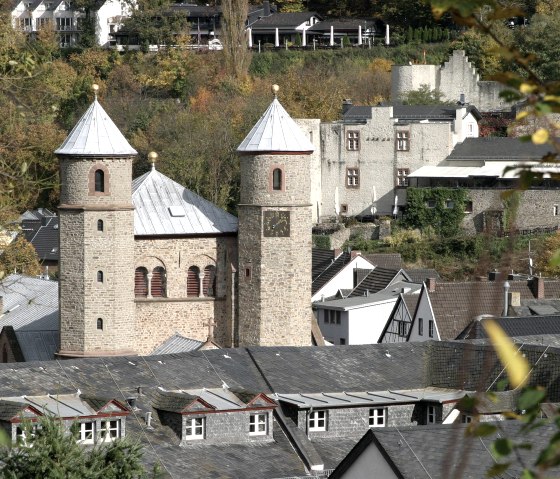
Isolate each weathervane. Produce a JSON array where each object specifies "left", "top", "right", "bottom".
[
  {"left": 148, "top": 151, "right": 158, "bottom": 171},
  {"left": 272, "top": 84, "right": 279, "bottom": 98},
  {"left": 92, "top": 83, "right": 99, "bottom": 101}
]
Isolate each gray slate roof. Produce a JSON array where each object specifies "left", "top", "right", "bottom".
[
  {"left": 132, "top": 167, "right": 238, "bottom": 236},
  {"left": 250, "top": 12, "right": 320, "bottom": 28},
  {"left": 462, "top": 315, "right": 560, "bottom": 340},
  {"left": 349, "top": 267, "right": 406, "bottom": 297},
  {"left": 0, "top": 274, "right": 58, "bottom": 361},
  {"left": 150, "top": 333, "right": 203, "bottom": 355},
  {"left": 312, "top": 251, "right": 351, "bottom": 295},
  {"left": 55, "top": 98, "right": 137, "bottom": 156},
  {"left": 447, "top": 137, "right": 555, "bottom": 160},
  {"left": 20, "top": 212, "right": 59, "bottom": 263},
  {"left": 237, "top": 97, "right": 315, "bottom": 154}
]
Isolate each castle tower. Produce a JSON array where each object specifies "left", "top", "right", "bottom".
[
  {"left": 55, "top": 86, "right": 137, "bottom": 357},
  {"left": 236, "top": 86, "right": 314, "bottom": 346}
]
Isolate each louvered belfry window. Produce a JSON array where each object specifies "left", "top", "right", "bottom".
[
  {"left": 151, "top": 267, "right": 166, "bottom": 298},
  {"left": 203, "top": 265, "right": 216, "bottom": 297},
  {"left": 187, "top": 266, "right": 200, "bottom": 297},
  {"left": 135, "top": 267, "right": 148, "bottom": 297}
]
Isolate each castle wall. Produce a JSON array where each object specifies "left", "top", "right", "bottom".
[
  {"left": 390, "top": 65, "right": 439, "bottom": 102},
  {"left": 296, "top": 119, "right": 322, "bottom": 222}
]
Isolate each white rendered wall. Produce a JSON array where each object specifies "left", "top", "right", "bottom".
[
  {"left": 408, "top": 288, "right": 439, "bottom": 341},
  {"left": 347, "top": 299, "right": 398, "bottom": 344}
]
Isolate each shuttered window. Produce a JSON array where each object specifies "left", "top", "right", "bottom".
[
  {"left": 187, "top": 266, "right": 200, "bottom": 297},
  {"left": 135, "top": 267, "right": 148, "bottom": 297},
  {"left": 151, "top": 267, "right": 166, "bottom": 298},
  {"left": 203, "top": 265, "right": 216, "bottom": 297}
]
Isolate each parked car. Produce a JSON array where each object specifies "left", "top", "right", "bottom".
[{"left": 208, "top": 39, "right": 223, "bottom": 51}]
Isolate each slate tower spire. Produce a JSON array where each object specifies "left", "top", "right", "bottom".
[
  {"left": 55, "top": 85, "right": 137, "bottom": 357},
  {"left": 236, "top": 85, "right": 314, "bottom": 346}
]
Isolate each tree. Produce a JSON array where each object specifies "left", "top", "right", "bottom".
[
  {"left": 0, "top": 416, "right": 158, "bottom": 479},
  {"left": 0, "top": 237, "right": 41, "bottom": 277},
  {"left": 221, "top": 0, "right": 250, "bottom": 79},
  {"left": 400, "top": 84, "right": 453, "bottom": 105}
]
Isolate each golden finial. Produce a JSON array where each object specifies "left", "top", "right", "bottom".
[
  {"left": 92, "top": 83, "right": 99, "bottom": 100},
  {"left": 148, "top": 151, "right": 158, "bottom": 170},
  {"left": 272, "top": 84, "right": 279, "bottom": 98}
]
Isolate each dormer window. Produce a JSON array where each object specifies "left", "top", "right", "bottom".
[
  {"left": 185, "top": 417, "right": 205, "bottom": 440},
  {"left": 79, "top": 422, "right": 95, "bottom": 444},
  {"left": 100, "top": 419, "right": 121, "bottom": 442},
  {"left": 249, "top": 413, "right": 267, "bottom": 435}
]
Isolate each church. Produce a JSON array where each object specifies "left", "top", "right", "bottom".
[{"left": 55, "top": 84, "right": 315, "bottom": 357}]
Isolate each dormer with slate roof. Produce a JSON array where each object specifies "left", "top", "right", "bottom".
[
  {"left": 153, "top": 388, "right": 276, "bottom": 445},
  {"left": 56, "top": 86, "right": 137, "bottom": 358},
  {"left": 237, "top": 85, "right": 314, "bottom": 347}
]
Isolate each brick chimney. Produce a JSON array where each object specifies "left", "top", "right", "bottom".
[
  {"left": 333, "top": 248, "right": 342, "bottom": 259},
  {"left": 426, "top": 278, "right": 436, "bottom": 293},
  {"left": 350, "top": 250, "right": 361, "bottom": 259},
  {"left": 529, "top": 277, "right": 545, "bottom": 299}
]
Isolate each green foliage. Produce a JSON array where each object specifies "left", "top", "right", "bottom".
[
  {"left": 502, "top": 190, "right": 521, "bottom": 231},
  {"left": 403, "top": 187, "right": 469, "bottom": 236},
  {"left": 400, "top": 84, "right": 453, "bottom": 105},
  {"left": 0, "top": 237, "right": 41, "bottom": 277},
  {"left": 313, "top": 235, "right": 331, "bottom": 250}
]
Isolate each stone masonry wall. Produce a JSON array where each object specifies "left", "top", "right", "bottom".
[{"left": 296, "top": 119, "right": 322, "bottom": 222}]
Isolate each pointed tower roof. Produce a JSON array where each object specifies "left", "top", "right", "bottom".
[
  {"left": 55, "top": 97, "right": 137, "bottom": 156},
  {"left": 237, "top": 86, "right": 314, "bottom": 154}
]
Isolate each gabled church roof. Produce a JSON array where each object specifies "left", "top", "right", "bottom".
[
  {"left": 55, "top": 99, "right": 137, "bottom": 156},
  {"left": 132, "top": 167, "right": 238, "bottom": 236},
  {"left": 237, "top": 96, "right": 314, "bottom": 154}
]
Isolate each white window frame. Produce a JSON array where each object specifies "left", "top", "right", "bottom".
[
  {"left": 185, "top": 417, "right": 205, "bottom": 440},
  {"left": 346, "top": 131, "right": 359, "bottom": 151},
  {"left": 428, "top": 320, "right": 434, "bottom": 338},
  {"left": 99, "top": 419, "right": 120, "bottom": 442},
  {"left": 249, "top": 413, "right": 267, "bottom": 436},
  {"left": 369, "top": 408, "right": 387, "bottom": 427},
  {"left": 79, "top": 421, "right": 95, "bottom": 444},
  {"left": 396, "top": 131, "right": 410, "bottom": 151},
  {"left": 309, "top": 410, "right": 327, "bottom": 431},
  {"left": 346, "top": 168, "right": 359, "bottom": 188},
  {"left": 426, "top": 405, "right": 436, "bottom": 424},
  {"left": 397, "top": 168, "right": 410, "bottom": 187}
]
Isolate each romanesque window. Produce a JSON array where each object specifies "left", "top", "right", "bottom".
[
  {"left": 272, "top": 168, "right": 282, "bottom": 191},
  {"left": 309, "top": 410, "right": 327, "bottom": 431},
  {"left": 346, "top": 168, "right": 359, "bottom": 188},
  {"left": 203, "top": 265, "right": 216, "bottom": 297},
  {"left": 187, "top": 266, "right": 200, "bottom": 297},
  {"left": 97, "top": 271, "right": 104, "bottom": 283},
  {"left": 96, "top": 318, "right": 103, "bottom": 330},
  {"left": 369, "top": 408, "right": 386, "bottom": 427},
  {"left": 151, "top": 267, "right": 166, "bottom": 298},
  {"left": 134, "top": 267, "right": 148, "bottom": 297},
  {"left": 185, "top": 417, "right": 204, "bottom": 440},
  {"left": 396, "top": 131, "right": 410, "bottom": 151},
  {"left": 94, "top": 170, "right": 105, "bottom": 192},
  {"left": 97, "top": 219, "right": 104, "bottom": 232},
  {"left": 249, "top": 413, "right": 267, "bottom": 435},
  {"left": 346, "top": 131, "right": 359, "bottom": 150}
]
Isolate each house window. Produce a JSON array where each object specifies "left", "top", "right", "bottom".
[
  {"left": 97, "top": 271, "right": 103, "bottom": 283},
  {"left": 428, "top": 320, "right": 434, "bottom": 338},
  {"left": 396, "top": 131, "right": 410, "bottom": 151},
  {"left": 203, "top": 265, "right": 216, "bottom": 297},
  {"left": 426, "top": 199, "right": 436, "bottom": 208},
  {"left": 369, "top": 408, "right": 386, "bottom": 427},
  {"left": 96, "top": 318, "right": 103, "bottom": 330},
  {"left": 339, "top": 338, "right": 346, "bottom": 345},
  {"left": 346, "top": 168, "right": 359, "bottom": 188},
  {"left": 397, "top": 321, "right": 407, "bottom": 337},
  {"left": 309, "top": 410, "right": 327, "bottom": 431},
  {"left": 97, "top": 219, "right": 104, "bottom": 232},
  {"left": 272, "top": 168, "right": 282, "bottom": 191},
  {"left": 151, "top": 267, "right": 166, "bottom": 298},
  {"left": 340, "top": 204, "right": 348, "bottom": 214},
  {"left": 187, "top": 266, "right": 200, "bottom": 297},
  {"left": 134, "top": 267, "right": 148, "bottom": 297},
  {"left": 328, "top": 310, "right": 341, "bottom": 324},
  {"left": 418, "top": 318, "right": 423, "bottom": 336},
  {"left": 554, "top": 205, "right": 559, "bottom": 216},
  {"left": 100, "top": 420, "right": 120, "bottom": 441},
  {"left": 426, "top": 405, "right": 436, "bottom": 424},
  {"left": 465, "top": 201, "right": 473, "bottom": 214},
  {"left": 461, "top": 414, "right": 473, "bottom": 424},
  {"left": 245, "top": 266, "right": 252, "bottom": 280},
  {"left": 445, "top": 200, "right": 455, "bottom": 209},
  {"left": 346, "top": 131, "right": 359, "bottom": 150},
  {"left": 185, "top": 417, "right": 205, "bottom": 440},
  {"left": 79, "top": 422, "right": 95, "bottom": 444},
  {"left": 397, "top": 168, "right": 410, "bottom": 187},
  {"left": 467, "top": 123, "right": 474, "bottom": 137},
  {"left": 249, "top": 413, "right": 267, "bottom": 435},
  {"left": 94, "top": 169, "right": 105, "bottom": 192}
]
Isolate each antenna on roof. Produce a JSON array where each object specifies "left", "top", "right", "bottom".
[
  {"left": 92, "top": 83, "right": 99, "bottom": 101},
  {"left": 148, "top": 151, "right": 158, "bottom": 171},
  {"left": 272, "top": 84, "right": 279, "bottom": 98}
]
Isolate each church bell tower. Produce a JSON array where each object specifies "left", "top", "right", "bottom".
[
  {"left": 236, "top": 85, "right": 314, "bottom": 346},
  {"left": 56, "top": 85, "right": 137, "bottom": 357}
]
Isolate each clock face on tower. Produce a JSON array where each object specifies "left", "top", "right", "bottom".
[{"left": 263, "top": 210, "right": 290, "bottom": 237}]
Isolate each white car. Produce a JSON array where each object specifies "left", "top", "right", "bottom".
[{"left": 208, "top": 39, "right": 223, "bottom": 51}]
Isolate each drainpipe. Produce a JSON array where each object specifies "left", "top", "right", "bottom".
[{"left": 503, "top": 281, "right": 510, "bottom": 317}]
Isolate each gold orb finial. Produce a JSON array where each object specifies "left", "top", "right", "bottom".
[
  {"left": 148, "top": 151, "right": 158, "bottom": 170},
  {"left": 272, "top": 84, "right": 279, "bottom": 97},
  {"left": 92, "top": 83, "right": 99, "bottom": 100}
]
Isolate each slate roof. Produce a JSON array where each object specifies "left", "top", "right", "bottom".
[
  {"left": 428, "top": 279, "right": 560, "bottom": 340},
  {"left": 0, "top": 274, "right": 58, "bottom": 361},
  {"left": 152, "top": 389, "right": 198, "bottom": 413},
  {"left": 132, "top": 167, "right": 238, "bottom": 236},
  {"left": 306, "top": 18, "right": 376, "bottom": 33},
  {"left": 403, "top": 293, "right": 421, "bottom": 317},
  {"left": 461, "top": 315, "right": 560, "bottom": 340},
  {"left": 237, "top": 97, "right": 315, "bottom": 154},
  {"left": 342, "top": 105, "right": 372, "bottom": 121},
  {"left": 405, "top": 268, "right": 441, "bottom": 283},
  {"left": 20, "top": 213, "right": 59, "bottom": 263},
  {"left": 349, "top": 267, "right": 404, "bottom": 297},
  {"left": 363, "top": 253, "right": 403, "bottom": 270},
  {"left": 250, "top": 12, "right": 320, "bottom": 28},
  {"left": 55, "top": 98, "right": 137, "bottom": 156},
  {"left": 392, "top": 104, "right": 482, "bottom": 122},
  {"left": 312, "top": 251, "right": 351, "bottom": 295},
  {"left": 331, "top": 422, "right": 560, "bottom": 479},
  {"left": 0, "top": 400, "right": 35, "bottom": 421},
  {"left": 447, "top": 137, "right": 555, "bottom": 160},
  {"left": 150, "top": 333, "right": 203, "bottom": 355}
]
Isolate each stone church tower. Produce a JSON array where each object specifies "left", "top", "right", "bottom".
[
  {"left": 236, "top": 86, "right": 314, "bottom": 346},
  {"left": 55, "top": 86, "right": 137, "bottom": 357}
]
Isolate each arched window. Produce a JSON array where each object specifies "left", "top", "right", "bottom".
[
  {"left": 151, "top": 267, "right": 166, "bottom": 298},
  {"left": 272, "top": 168, "right": 282, "bottom": 191},
  {"left": 97, "top": 271, "right": 104, "bottom": 283},
  {"left": 203, "top": 265, "right": 216, "bottom": 297},
  {"left": 97, "top": 219, "right": 104, "bottom": 232},
  {"left": 187, "top": 266, "right": 200, "bottom": 297},
  {"left": 94, "top": 169, "right": 105, "bottom": 192},
  {"left": 96, "top": 318, "right": 103, "bottom": 330},
  {"left": 134, "top": 267, "right": 148, "bottom": 297}
]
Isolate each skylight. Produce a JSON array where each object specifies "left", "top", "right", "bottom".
[{"left": 168, "top": 206, "right": 185, "bottom": 217}]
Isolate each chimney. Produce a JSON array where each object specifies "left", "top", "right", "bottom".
[
  {"left": 508, "top": 291, "right": 521, "bottom": 307},
  {"left": 350, "top": 250, "right": 361, "bottom": 259},
  {"left": 126, "top": 397, "right": 137, "bottom": 410},
  {"left": 145, "top": 411, "right": 153, "bottom": 429},
  {"left": 503, "top": 281, "right": 510, "bottom": 317},
  {"left": 426, "top": 278, "right": 436, "bottom": 293},
  {"left": 488, "top": 270, "right": 502, "bottom": 282},
  {"left": 334, "top": 248, "right": 342, "bottom": 258},
  {"left": 459, "top": 93, "right": 466, "bottom": 105},
  {"left": 342, "top": 99, "right": 353, "bottom": 116},
  {"left": 263, "top": 0, "right": 270, "bottom": 16},
  {"left": 530, "top": 276, "right": 545, "bottom": 299}
]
